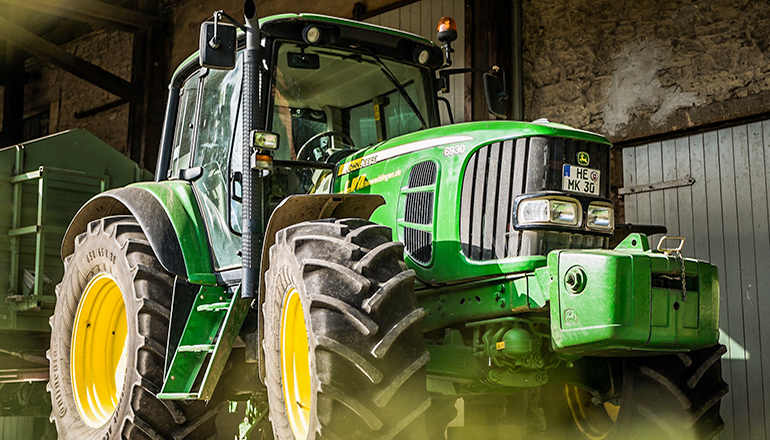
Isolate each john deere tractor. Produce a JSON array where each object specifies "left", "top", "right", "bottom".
[{"left": 48, "top": 2, "right": 727, "bottom": 440}]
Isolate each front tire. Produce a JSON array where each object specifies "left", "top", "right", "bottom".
[
  {"left": 264, "top": 219, "right": 431, "bottom": 440},
  {"left": 540, "top": 345, "right": 728, "bottom": 440},
  {"left": 48, "top": 215, "right": 219, "bottom": 440}
]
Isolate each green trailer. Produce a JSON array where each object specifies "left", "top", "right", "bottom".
[
  {"left": 0, "top": 129, "right": 150, "bottom": 434},
  {"left": 48, "top": 5, "right": 727, "bottom": 440}
]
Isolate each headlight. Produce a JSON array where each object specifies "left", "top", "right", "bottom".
[
  {"left": 587, "top": 204, "right": 614, "bottom": 230},
  {"left": 517, "top": 197, "right": 581, "bottom": 227},
  {"left": 550, "top": 200, "right": 578, "bottom": 225},
  {"left": 518, "top": 199, "right": 549, "bottom": 223}
]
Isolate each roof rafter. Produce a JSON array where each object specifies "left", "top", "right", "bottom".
[
  {"left": 0, "top": 0, "right": 161, "bottom": 33},
  {"left": 0, "top": 15, "right": 141, "bottom": 102}
]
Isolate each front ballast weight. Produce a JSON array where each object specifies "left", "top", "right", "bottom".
[{"left": 548, "top": 233, "right": 719, "bottom": 354}]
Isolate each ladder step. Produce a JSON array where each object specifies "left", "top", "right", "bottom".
[
  {"left": 177, "top": 344, "right": 216, "bottom": 353},
  {"left": 196, "top": 302, "right": 230, "bottom": 312},
  {"left": 157, "top": 392, "right": 199, "bottom": 400}
]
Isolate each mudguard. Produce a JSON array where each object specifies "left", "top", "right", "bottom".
[{"left": 61, "top": 182, "right": 217, "bottom": 285}]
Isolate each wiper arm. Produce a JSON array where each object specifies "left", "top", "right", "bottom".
[{"left": 365, "top": 50, "right": 427, "bottom": 129}]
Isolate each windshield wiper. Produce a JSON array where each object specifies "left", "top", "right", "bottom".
[{"left": 364, "top": 50, "right": 427, "bottom": 130}]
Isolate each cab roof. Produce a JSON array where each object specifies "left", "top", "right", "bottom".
[{"left": 172, "top": 13, "right": 443, "bottom": 83}]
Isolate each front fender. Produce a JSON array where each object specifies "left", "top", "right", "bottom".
[{"left": 61, "top": 182, "right": 217, "bottom": 285}]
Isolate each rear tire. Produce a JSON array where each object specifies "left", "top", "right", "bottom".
[
  {"left": 540, "top": 345, "right": 728, "bottom": 440},
  {"left": 264, "top": 218, "right": 431, "bottom": 440},
  {"left": 48, "top": 215, "right": 220, "bottom": 440}
]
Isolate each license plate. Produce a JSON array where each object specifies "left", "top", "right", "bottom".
[{"left": 562, "top": 164, "right": 600, "bottom": 196}]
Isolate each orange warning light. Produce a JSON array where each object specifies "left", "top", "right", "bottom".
[{"left": 437, "top": 16, "right": 457, "bottom": 33}]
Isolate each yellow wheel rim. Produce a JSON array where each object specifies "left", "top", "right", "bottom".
[
  {"left": 564, "top": 384, "right": 620, "bottom": 440},
  {"left": 281, "top": 287, "right": 311, "bottom": 439},
  {"left": 71, "top": 273, "right": 128, "bottom": 428}
]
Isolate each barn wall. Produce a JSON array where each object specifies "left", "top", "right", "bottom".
[
  {"left": 524, "top": 0, "right": 770, "bottom": 143},
  {"left": 623, "top": 120, "right": 770, "bottom": 440}
]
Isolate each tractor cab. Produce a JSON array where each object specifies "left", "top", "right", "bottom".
[{"left": 158, "top": 15, "right": 452, "bottom": 270}]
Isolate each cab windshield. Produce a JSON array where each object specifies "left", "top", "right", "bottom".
[{"left": 269, "top": 42, "right": 435, "bottom": 165}]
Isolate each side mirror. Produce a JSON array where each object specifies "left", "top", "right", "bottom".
[
  {"left": 483, "top": 73, "right": 508, "bottom": 119},
  {"left": 199, "top": 20, "right": 237, "bottom": 69}
]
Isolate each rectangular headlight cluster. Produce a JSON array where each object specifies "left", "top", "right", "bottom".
[
  {"left": 587, "top": 203, "right": 614, "bottom": 231},
  {"left": 515, "top": 196, "right": 614, "bottom": 232},
  {"left": 517, "top": 198, "right": 581, "bottom": 227}
]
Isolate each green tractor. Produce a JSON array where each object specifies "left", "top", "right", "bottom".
[{"left": 48, "top": 2, "right": 728, "bottom": 440}]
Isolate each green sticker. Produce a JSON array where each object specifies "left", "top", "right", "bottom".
[{"left": 577, "top": 151, "right": 590, "bottom": 166}]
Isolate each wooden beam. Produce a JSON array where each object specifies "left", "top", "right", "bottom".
[
  {"left": 0, "top": 0, "right": 161, "bottom": 32},
  {"left": 0, "top": 15, "right": 141, "bottom": 102}
]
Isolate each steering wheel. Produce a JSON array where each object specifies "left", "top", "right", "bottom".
[{"left": 296, "top": 131, "right": 355, "bottom": 162}]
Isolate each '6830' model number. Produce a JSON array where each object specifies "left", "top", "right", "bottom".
[{"left": 443, "top": 144, "right": 466, "bottom": 157}]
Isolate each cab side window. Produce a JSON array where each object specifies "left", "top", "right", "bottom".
[
  {"left": 169, "top": 73, "right": 200, "bottom": 178},
  {"left": 191, "top": 57, "right": 243, "bottom": 270}
]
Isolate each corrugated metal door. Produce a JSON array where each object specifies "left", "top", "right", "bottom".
[
  {"left": 365, "top": 0, "right": 465, "bottom": 125},
  {"left": 0, "top": 417, "right": 35, "bottom": 439},
  {"left": 622, "top": 121, "right": 770, "bottom": 440}
]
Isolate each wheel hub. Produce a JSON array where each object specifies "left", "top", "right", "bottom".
[
  {"left": 281, "top": 287, "right": 312, "bottom": 439},
  {"left": 70, "top": 273, "right": 128, "bottom": 428},
  {"left": 564, "top": 384, "right": 620, "bottom": 440}
]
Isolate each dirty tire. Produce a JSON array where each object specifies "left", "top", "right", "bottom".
[
  {"left": 264, "top": 219, "right": 431, "bottom": 440},
  {"left": 540, "top": 344, "right": 728, "bottom": 440},
  {"left": 48, "top": 215, "right": 220, "bottom": 440}
]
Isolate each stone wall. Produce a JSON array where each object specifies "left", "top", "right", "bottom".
[{"left": 522, "top": 0, "right": 770, "bottom": 143}]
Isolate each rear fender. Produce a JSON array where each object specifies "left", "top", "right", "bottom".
[{"left": 61, "top": 182, "right": 216, "bottom": 285}]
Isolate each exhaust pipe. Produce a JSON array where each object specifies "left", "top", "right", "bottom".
[{"left": 241, "top": 0, "right": 263, "bottom": 299}]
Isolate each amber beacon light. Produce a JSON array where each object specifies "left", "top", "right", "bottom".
[
  {"left": 437, "top": 16, "right": 457, "bottom": 41},
  {"left": 436, "top": 16, "right": 457, "bottom": 66}
]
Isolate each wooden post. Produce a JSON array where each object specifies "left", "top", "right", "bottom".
[
  {"left": 1, "top": 5, "right": 25, "bottom": 147},
  {"left": 464, "top": 0, "right": 513, "bottom": 121},
  {"left": 128, "top": 0, "right": 167, "bottom": 170}
]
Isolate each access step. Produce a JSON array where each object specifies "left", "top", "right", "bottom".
[{"left": 158, "top": 285, "right": 251, "bottom": 400}]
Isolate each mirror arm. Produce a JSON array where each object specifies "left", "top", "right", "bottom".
[
  {"left": 208, "top": 9, "right": 248, "bottom": 50},
  {"left": 214, "top": 10, "right": 248, "bottom": 31},
  {"left": 437, "top": 97, "right": 454, "bottom": 124},
  {"left": 495, "top": 66, "right": 509, "bottom": 100},
  {"left": 437, "top": 65, "right": 508, "bottom": 96}
]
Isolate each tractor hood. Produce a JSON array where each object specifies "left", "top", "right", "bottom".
[
  {"left": 334, "top": 120, "right": 611, "bottom": 181},
  {"left": 332, "top": 120, "right": 614, "bottom": 286}
]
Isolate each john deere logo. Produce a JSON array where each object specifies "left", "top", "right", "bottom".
[{"left": 577, "top": 151, "right": 590, "bottom": 166}]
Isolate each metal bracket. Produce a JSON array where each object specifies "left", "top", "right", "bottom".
[
  {"left": 657, "top": 236, "right": 687, "bottom": 301},
  {"left": 657, "top": 236, "right": 685, "bottom": 254},
  {"left": 619, "top": 176, "right": 695, "bottom": 195}
]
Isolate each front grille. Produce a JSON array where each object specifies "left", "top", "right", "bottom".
[
  {"left": 404, "top": 227, "right": 432, "bottom": 264},
  {"left": 408, "top": 161, "right": 437, "bottom": 188},
  {"left": 403, "top": 161, "right": 437, "bottom": 265},
  {"left": 459, "top": 137, "right": 609, "bottom": 261},
  {"left": 404, "top": 192, "right": 434, "bottom": 224},
  {"left": 460, "top": 139, "right": 526, "bottom": 260},
  {"left": 519, "top": 231, "right": 608, "bottom": 256}
]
